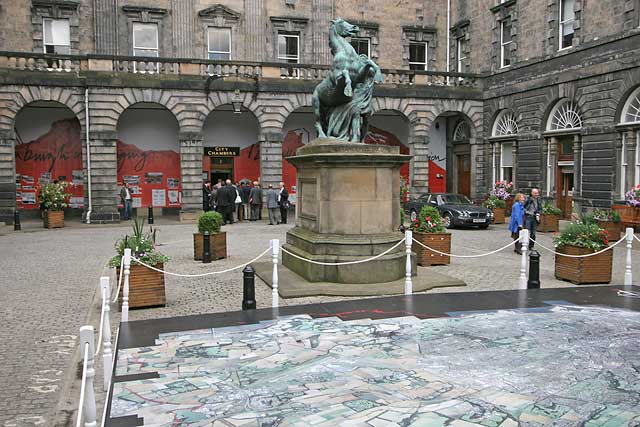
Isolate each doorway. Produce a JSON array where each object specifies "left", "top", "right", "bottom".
[
  {"left": 457, "top": 154, "right": 471, "bottom": 197},
  {"left": 557, "top": 168, "right": 574, "bottom": 219},
  {"left": 209, "top": 157, "right": 234, "bottom": 185}
]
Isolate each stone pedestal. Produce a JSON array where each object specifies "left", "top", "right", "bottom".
[{"left": 282, "top": 138, "right": 413, "bottom": 284}]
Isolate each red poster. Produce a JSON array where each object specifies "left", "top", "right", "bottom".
[
  {"left": 117, "top": 141, "right": 182, "bottom": 208},
  {"left": 429, "top": 160, "right": 447, "bottom": 193},
  {"left": 14, "top": 119, "right": 85, "bottom": 209}
]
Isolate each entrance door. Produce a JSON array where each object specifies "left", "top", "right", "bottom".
[
  {"left": 457, "top": 154, "right": 471, "bottom": 197},
  {"left": 557, "top": 169, "right": 574, "bottom": 219},
  {"left": 210, "top": 157, "right": 234, "bottom": 185}
]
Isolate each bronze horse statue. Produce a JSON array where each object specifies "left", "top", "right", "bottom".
[{"left": 312, "top": 18, "right": 384, "bottom": 143}]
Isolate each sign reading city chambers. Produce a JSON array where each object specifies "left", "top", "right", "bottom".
[{"left": 204, "top": 146, "right": 240, "bottom": 157}]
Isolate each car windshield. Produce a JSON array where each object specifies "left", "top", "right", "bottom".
[{"left": 441, "top": 195, "right": 472, "bottom": 205}]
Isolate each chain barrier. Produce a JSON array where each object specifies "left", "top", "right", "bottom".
[
  {"left": 411, "top": 236, "right": 517, "bottom": 258},
  {"left": 528, "top": 234, "right": 626, "bottom": 258},
  {"left": 278, "top": 239, "right": 405, "bottom": 266},
  {"left": 129, "top": 246, "right": 272, "bottom": 277}
]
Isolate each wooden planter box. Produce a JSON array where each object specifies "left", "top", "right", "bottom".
[
  {"left": 116, "top": 263, "right": 166, "bottom": 308},
  {"left": 505, "top": 198, "right": 513, "bottom": 217},
  {"left": 413, "top": 232, "right": 451, "bottom": 266},
  {"left": 596, "top": 220, "right": 621, "bottom": 241},
  {"left": 492, "top": 207, "right": 506, "bottom": 224},
  {"left": 554, "top": 245, "right": 612, "bottom": 285},
  {"left": 43, "top": 210, "right": 64, "bottom": 228},
  {"left": 612, "top": 205, "right": 640, "bottom": 231},
  {"left": 193, "top": 232, "right": 227, "bottom": 261},
  {"left": 538, "top": 214, "right": 560, "bottom": 232}
]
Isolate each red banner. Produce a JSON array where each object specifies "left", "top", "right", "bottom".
[
  {"left": 116, "top": 141, "right": 182, "bottom": 208},
  {"left": 15, "top": 119, "right": 84, "bottom": 209}
]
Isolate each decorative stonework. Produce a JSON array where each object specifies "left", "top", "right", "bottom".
[
  {"left": 198, "top": 4, "right": 240, "bottom": 60},
  {"left": 121, "top": 6, "right": 168, "bottom": 56},
  {"left": 351, "top": 21, "right": 380, "bottom": 60},
  {"left": 30, "top": 0, "right": 80, "bottom": 54},
  {"left": 492, "top": 110, "right": 519, "bottom": 136},
  {"left": 490, "top": 0, "right": 517, "bottom": 71},
  {"left": 450, "top": 20, "right": 470, "bottom": 73},
  {"left": 270, "top": 16, "right": 309, "bottom": 63},
  {"left": 547, "top": 100, "right": 583, "bottom": 131},
  {"left": 545, "top": 0, "right": 582, "bottom": 55},
  {"left": 453, "top": 120, "right": 470, "bottom": 142},
  {"left": 402, "top": 26, "right": 437, "bottom": 71}
]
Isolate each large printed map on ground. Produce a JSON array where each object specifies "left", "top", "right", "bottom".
[{"left": 111, "top": 304, "right": 640, "bottom": 426}]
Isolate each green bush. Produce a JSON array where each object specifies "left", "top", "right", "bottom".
[
  {"left": 410, "top": 205, "right": 446, "bottom": 233},
  {"left": 481, "top": 196, "right": 506, "bottom": 209},
  {"left": 591, "top": 208, "right": 621, "bottom": 223},
  {"left": 542, "top": 202, "right": 562, "bottom": 216},
  {"left": 553, "top": 221, "right": 609, "bottom": 251},
  {"left": 38, "top": 181, "right": 70, "bottom": 211},
  {"left": 109, "top": 218, "right": 169, "bottom": 268},
  {"left": 198, "top": 211, "right": 223, "bottom": 234}
]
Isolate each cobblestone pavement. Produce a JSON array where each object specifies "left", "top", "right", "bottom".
[{"left": 1, "top": 218, "right": 639, "bottom": 426}]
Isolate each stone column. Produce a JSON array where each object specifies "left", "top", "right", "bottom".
[
  {"left": 179, "top": 132, "right": 203, "bottom": 222},
  {"left": 0, "top": 129, "right": 16, "bottom": 224},
  {"left": 86, "top": 131, "right": 119, "bottom": 223},
  {"left": 615, "top": 132, "right": 624, "bottom": 200},
  {"left": 259, "top": 132, "right": 282, "bottom": 188},
  {"left": 244, "top": 0, "right": 266, "bottom": 62},
  {"left": 171, "top": 0, "right": 195, "bottom": 58},
  {"left": 311, "top": 0, "right": 332, "bottom": 65},
  {"left": 93, "top": 0, "right": 118, "bottom": 54},
  {"left": 409, "top": 134, "right": 429, "bottom": 196}
]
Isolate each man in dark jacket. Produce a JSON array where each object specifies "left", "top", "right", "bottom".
[
  {"left": 523, "top": 188, "right": 542, "bottom": 250},
  {"left": 202, "top": 181, "right": 212, "bottom": 212},
  {"left": 216, "top": 179, "right": 236, "bottom": 224},
  {"left": 278, "top": 182, "right": 289, "bottom": 224},
  {"left": 241, "top": 181, "right": 251, "bottom": 220},
  {"left": 249, "top": 181, "right": 262, "bottom": 221}
]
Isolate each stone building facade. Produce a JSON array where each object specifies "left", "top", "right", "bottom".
[{"left": 0, "top": 0, "right": 638, "bottom": 223}]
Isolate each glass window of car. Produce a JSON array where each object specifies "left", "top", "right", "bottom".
[{"left": 441, "top": 194, "right": 472, "bottom": 205}]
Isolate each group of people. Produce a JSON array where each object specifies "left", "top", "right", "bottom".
[
  {"left": 508, "top": 188, "right": 542, "bottom": 255},
  {"left": 203, "top": 179, "right": 290, "bottom": 225}
]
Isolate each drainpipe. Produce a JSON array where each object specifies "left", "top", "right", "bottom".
[
  {"left": 85, "top": 87, "right": 92, "bottom": 224},
  {"left": 546, "top": 139, "right": 551, "bottom": 197},
  {"left": 446, "top": 0, "right": 451, "bottom": 83}
]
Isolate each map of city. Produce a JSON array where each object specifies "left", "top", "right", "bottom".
[{"left": 110, "top": 303, "right": 640, "bottom": 426}]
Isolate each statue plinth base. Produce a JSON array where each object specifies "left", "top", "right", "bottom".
[{"left": 282, "top": 138, "right": 414, "bottom": 284}]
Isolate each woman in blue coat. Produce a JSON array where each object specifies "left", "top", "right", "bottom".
[{"left": 509, "top": 193, "right": 525, "bottom": 254}]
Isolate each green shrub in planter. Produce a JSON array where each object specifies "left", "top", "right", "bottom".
[
  {"left": 481, "top": 196, "right": 506, "bottom": 209},
  {"left": 542, "top": 202, "right": 562, "bottom": 216},
  {"left": 198, "top": 211, "right": 223, "bottom": 234},
  {"left": 591, "top": 208, "right": 621, "bottom": 223},
  {"left": 553, "top": 221, "right": 609, "bottom": 251},
  {"left": 410, "top": 206, "right": 446, "bottom": 233}
]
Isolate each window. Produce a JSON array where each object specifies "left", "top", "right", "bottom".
[
  {"left": 133, "top": 22, "right": 158, "bottom": 57},
  {"left": 208, "top": 28, "right": 231, "bottom": 60},
  {"left": 350, "top": 37, "right": 370, "bottom": 57},
  {"left": 559, "top": 0, "right": 575, "bottom": 50},
  {"left": 636, "top": 130, "right": 640, "bottom": 185},
  {"left": 43, "top": 19, "right": 70, "bottom": 54},
  {"left": 500, "top": 20, "right": 512, "bottom": 68},
  {"left": 277, "top": 33, "right": 299, "bottom": 63},
  {"left": 500, "top": 142, "right": 513, "bottom": 182},
  {"left": 409, "top": 42, "right": 427, "bottom": 70},
  {"left": 456, "top": 37, "right": 466, "bottom": 73}
]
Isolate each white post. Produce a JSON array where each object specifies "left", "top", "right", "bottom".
[
  {"left": 122, "top": 248, "right": 131, "bottom": 322},
  {"left": 79, "top": 326, "right": 97, "bottom": 427},
  {"left": 405, "top": 231, "right": 413, "bottom": 295},
  {"left": 100, "top": 277, "right": 112, "bottom": 391},
  {"left": 625, "top": 227, "right": 633, "bottom": 286},
  {"left": 271, "top": 239, "right": 279, "bottom": 308},
  {"left": 519, "top": 228, "right": 529, "bottom": 289}
]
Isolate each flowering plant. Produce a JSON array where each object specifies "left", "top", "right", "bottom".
[
  {"left": 625, "top": 184, "right": 640, "bottom": 207},
  {"left": 109, "top": 218, "right": 169, "bottom": 268},
  {"left": 489, "top": 180, "right": 514, "bottom": 200},
  {"left": 591, "top": 208, "right": 621, "bottom": 223},
  {"left": 542, "top": 202, "right": 562, "bottom": 216},
  {"left": 38, "top": 181, "right": 70, "bottom": 211},
  {"left": 481, "top": 196, "right": 506, "bottom": 209},
  {"left": 410, "top": 206, "right": 446, "bottom": 233},
  {"left": 400, "top": 176, "right": 409, "bottom": 204},
  {"left": 553, "top": 221, "right": 609, "bottom": 251}
]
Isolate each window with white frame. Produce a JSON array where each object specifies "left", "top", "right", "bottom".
[
  {"left": 409, "top": 42, "right": 427, "bottom": 70},
  {"left": 133, "top": 22, "right": 158, "bottom": 57},
  {"left": 350, "top": 37, "right": 370, "bottom": 57},
  {"left": 277, "top": 33, "right": 299, "bottom": 63},
  {"left": 500, "top": 20, "right": 512, "bottom": 68},
  {"left": 636, "top": 130, "right": 640, "bottom": 185},
  {"left": 500, "top": 142, "right": 514, "bottom": 182},
  {"left": 456, "top": 37, "right": 467, "bottom": 73},
  {"left": 43, "top": 18, "right": 70, "bottom": 54},
  {"left": 208, "top": 28, "right": 231, "bottom": 60},
  {"left": 559, "top": 0, "right": 575, "bottom": 50}
]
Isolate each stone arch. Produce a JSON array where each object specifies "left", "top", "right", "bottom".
[
  {"left": 617, "top": 84, "right": 640, "bottom": 125},
  {"left": 1, "top": 86, "right": 85, "bottom": 132},
  {"left": 423, "top": 99, "right": 483, "bottom": 142}
]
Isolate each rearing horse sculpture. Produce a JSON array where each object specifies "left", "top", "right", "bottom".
[{"left": 312, "top": 18, "right": 384, "bottom": 143}]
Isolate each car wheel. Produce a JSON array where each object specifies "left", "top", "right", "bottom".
[
  {"left": 410, "top": 209, "right": 417, "bottom": 222},
  {"left": 443, "top": 213, "right": 453, "bottom": 229}
]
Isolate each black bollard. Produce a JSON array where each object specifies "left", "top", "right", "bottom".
[
  {"left": 242, "top": 265, "right": 257, "bottom": 310},
  {"left": 202, "top": 231, "right": 211, "bottom": 264},
  {"left": 13, "top": 209, "right": 21, "bottom": 231},
  {"left": 527, "top": 250, "right": 541, "bottom": 289},
  {"left": 147, "top": 206, "right": 154, "bottom": 225}
]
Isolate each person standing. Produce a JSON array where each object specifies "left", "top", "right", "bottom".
[
  {"left": 232, "top": 181, "right": 243, "bottom": 222},
  {"left": 508, "top": 193, "right": 526, "bottom": 254},
  {"left": 216, "top": 179, "right": 235, "bottom": 224},
  {"left": 241, "top": 181, "right": 251, "bottom": 221},
  {"left": 266, "top": 184, "right": 280, "bottom": 225},
  {"left": 249, "top": 181, "right": 262, "bottom": 221},
  {"left": 278, "top": 182, "right": 289, "bottom": 224},
  {"left": 202, "top": 181, "right": 212, "bottom": 212},
  {"left": 523, "top": 188, "right": 542, "bottom": 250},
  {"left": 120, "top": 182, "right": 133, "bottom": 220}
]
